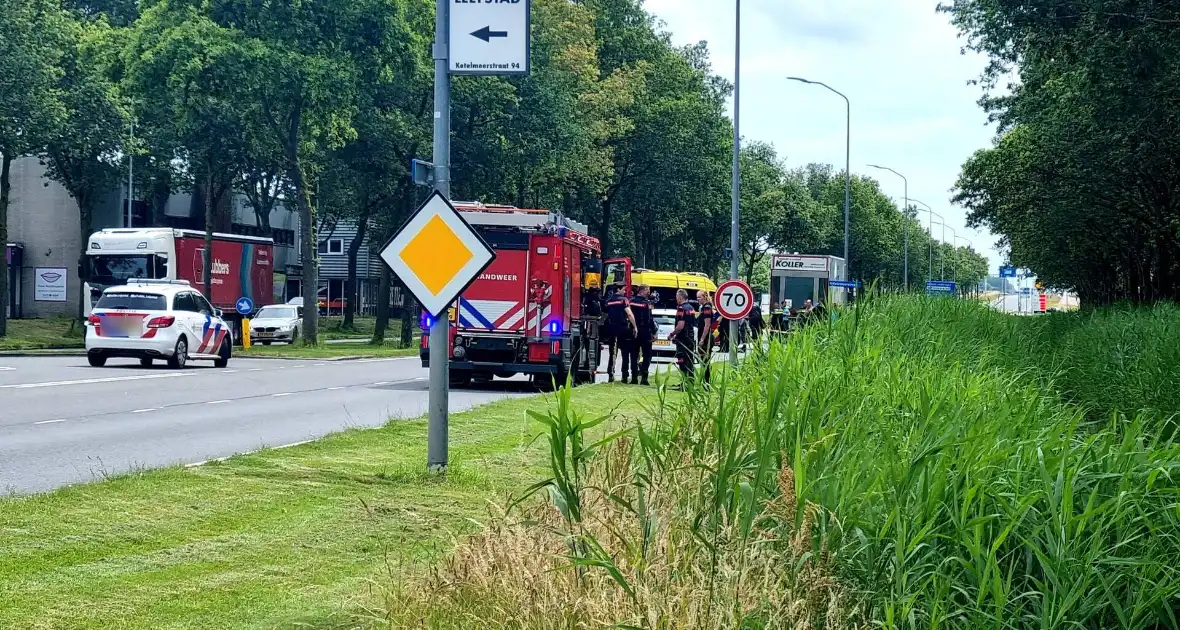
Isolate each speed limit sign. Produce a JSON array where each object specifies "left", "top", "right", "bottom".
[{"left": 715, "top": 279, "right": 754, "bottom": 320}]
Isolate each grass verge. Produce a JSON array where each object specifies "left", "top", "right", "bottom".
[
  {"left": 0, "top": 318, "right": 85, "bottom": 350},
  {"left": 0, "top": 384, "right": 650, "bottom": 630},
  {"left": 374, "top": 297, "right": 1180, "bottom": 629}
]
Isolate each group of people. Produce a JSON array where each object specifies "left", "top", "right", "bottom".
[
  {"left": 767, "top": 298, "right": 824, "bottom": 332},
  {"left": 601, "top": 285, "right": 721, "bottom": 389}
]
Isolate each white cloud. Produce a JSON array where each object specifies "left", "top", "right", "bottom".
[{"left": 645, "top": 0, "right": 1004, "bottom": 272}]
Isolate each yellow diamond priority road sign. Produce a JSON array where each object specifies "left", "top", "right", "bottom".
[{"left": 379, "top": 191, "right": 496, "bottom": 317}]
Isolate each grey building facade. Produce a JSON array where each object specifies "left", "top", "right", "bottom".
[{"left": 5, "top": 156, "right": 389, "bottom": 319}]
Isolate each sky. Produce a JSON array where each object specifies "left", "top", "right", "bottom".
[{"left": 644, "top": 0, "right": 1005, "bottom": 272}]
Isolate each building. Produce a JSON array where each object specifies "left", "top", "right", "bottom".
[
  {"left": 309, "top": 219, "right": 386, "bottom": 316},
  {"left": 4, "top": 156, "right": 389, "bottom": 319}
]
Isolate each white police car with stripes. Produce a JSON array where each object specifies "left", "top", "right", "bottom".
[{"left": 85, "top": 279, "right": 233, "bottom": 368}]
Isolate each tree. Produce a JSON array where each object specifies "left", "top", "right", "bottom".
[
  {"left": 942, "top": 0, "right": 1180, "bottom": 303},
  {"left": 0, "top": 0, "right": 72, "bottom": 335},
  {"left": 39, "top": 14, "right": 126, "bottom": 315}
]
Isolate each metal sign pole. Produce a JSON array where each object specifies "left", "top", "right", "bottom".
[
  {"left": 429, "top": 0, "right": 452, "bottom": 472},
  {"left": 728, "top": 0, "right": 741, "bottom": 368}
]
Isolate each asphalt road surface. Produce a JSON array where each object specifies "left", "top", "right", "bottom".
[{"left": 0, "top": 355, "right": 545, "bottom": 494}]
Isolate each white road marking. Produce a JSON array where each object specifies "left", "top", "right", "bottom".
[
  {"left": 271, "top": 392, "right": 293, "bottom": 397},
  {"left": 221, "top": 369, "right": 239, "bottom": 374},
  {"left": 327, "top": 386, "right": 344, "bottom": 391},
  {"left": 355, "top": 357, "right": 416, "bottom": 364},
  {"left": 130, "top": 408, "right": 156, "bottom": 414},
  {"left": 291, "top": 365, "right": 306, "bottom": 369},
  {"left": 34, "top": 419, "right": 68, "bottom": 425},
  {"left": 247, "top": 368, "right": 263, "bottom": 372},
  {"left": 372, "top": 381, "right": 390, "bottom": 386},
  {"left": 0, "top": 366, "right": 16, "bottom": 371},
  {"left": 415, "top": 377, "right": 427, "bottom": 381},
  {"left": 314, "top": 363, "right": 327, "bottom": 366},
  {"left": 1, "top": 372, "right": 191, "bottom": 390},
  {"left": 207, "top": 399, "right": 231, "bottom": 405}
]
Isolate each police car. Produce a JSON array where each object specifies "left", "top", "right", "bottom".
[{"left": 85, "top": 280, "right": 233, "bottom": 369}]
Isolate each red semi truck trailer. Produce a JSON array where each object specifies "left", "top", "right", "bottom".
[
  {"left": 420, "top": 203, "right": 632, "bottom": 387},
  {"left": 84, "top": 228, "right": 274, "bottom": 339}
]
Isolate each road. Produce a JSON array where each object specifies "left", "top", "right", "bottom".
[{"left": 0, "top": 355, "right": 542, "bottom": 494}]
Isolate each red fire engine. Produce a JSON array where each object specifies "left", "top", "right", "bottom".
[{"left": 419, "top": 202, "right": 632, "bottom": 387}]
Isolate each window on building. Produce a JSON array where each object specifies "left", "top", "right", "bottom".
[{"left": 318, "top": 238, "right": 344, "bottom": 255}]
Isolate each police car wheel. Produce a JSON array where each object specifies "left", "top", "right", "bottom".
[
  {"left": 167, "top": 338, "right": 188, "bottom": 370},
  {"left": 87, "top": 353, "right": 107, "bottom": 368},
  {"left": 213, "top": 341, "right": 231, "bottom": 368}
]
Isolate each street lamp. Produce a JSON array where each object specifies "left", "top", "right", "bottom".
[
  {"left": 787, "top": 76, "right": 851, "bottom": 273},
  {"left": 952, "top": 235, "right": 971, "bottom": 285},
  {"left": 867, "top": 164, "right": 907, "bottom": 290},
  {"left": 908, "top": 199, "right": 943, "bottom": 281},
  {"left": 943, "top": 225, "right": 959, "bottom": 283}
]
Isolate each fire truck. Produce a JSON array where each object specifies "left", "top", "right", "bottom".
[{"left": 419, "top": 203, "right": 631, "bottom": 388}]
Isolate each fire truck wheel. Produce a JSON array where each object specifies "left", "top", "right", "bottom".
[{"left": 449, "top": 371, "right": 471, "bottom": 387}]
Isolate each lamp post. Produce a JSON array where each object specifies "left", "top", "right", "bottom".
[
  {"left": 908, "top": 199, "right": 942, "bottom": 281},
  {"left": 867, "top": 164, "right": 907, "bottom": 290},
  {"left": 786, "top": 76, "right": 851, "bottom": 272},
  {"left": 943, "top": 225, "right": 958, "bottom": 283},
  {"left": 952, "top": 235, "right": 971, "bottom": 285}
]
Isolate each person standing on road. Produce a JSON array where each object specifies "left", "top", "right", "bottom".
[
  {"left": 668, "top": 289, "right": 697, "bottom": 389},
  {"left": 604, "top": 284, "right": 636, "bottom": 383},
  {"left": 696, "top": 290, "right": 718, "bottom": 385},
  {"left": 628, "top": 284, "right": 656, "bottom": 385},
  {"left": 748, "top": 304, "right": 764, "bottom": 342}
]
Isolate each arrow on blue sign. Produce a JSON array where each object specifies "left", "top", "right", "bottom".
[{"left": 235, "top": 297, "right": 254, "bottom": 315}]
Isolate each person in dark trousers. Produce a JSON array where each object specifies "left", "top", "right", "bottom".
[
  {"left": 668, "top": 288, "right": 697, "bottom": 389},
  {"left": 603, "top": 284, "right": 636, "bottom": 382},
  {"left": 696, "top": 290, "right": 719, "bottom": 385},
  {"left": 627, "top": 284, "right": 656, "bottom": 385},
  {"left": 748, "top": 304, "right": 764, "bottom": 341}
]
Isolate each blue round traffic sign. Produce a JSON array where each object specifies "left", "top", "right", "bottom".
[{"left": 235, "top": 297, "right": 254, "bottom": 315}]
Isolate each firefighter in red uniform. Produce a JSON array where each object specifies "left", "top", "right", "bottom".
[
  {"left": 626, "top": 284, "right": 656, "bottom": 385},
  {"left": 696, "top": 289, "right": 718, "bottom": 385},
  {"left": 603, "top": 284, "right": 636, "bottom": 382},
  {"left": 668, "top": 288, "right": 697, "bottom": 389}
]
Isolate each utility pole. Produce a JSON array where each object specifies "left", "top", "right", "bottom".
[
  {"left": 127, "top": 113, "right": 134, "bottom": 228},
  {"left": 728, "top": 0, "right": 741, "bottom": 367},
  {"left": 867, "top": 165, "right": 907, "bottom": 290},
  {"left": 787, "top": 77, "right": 851, "bottom": 278},
  {"left": 428, "top": 0, "right": 451, "bottom": 471}
]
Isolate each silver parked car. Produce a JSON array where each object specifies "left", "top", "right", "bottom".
[{"left": 248, "top": 305, "right": 302, "bottom": 344}]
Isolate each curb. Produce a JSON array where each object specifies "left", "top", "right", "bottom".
[{"left": 0, "top": 349, "right": 86, "bottom": 357}]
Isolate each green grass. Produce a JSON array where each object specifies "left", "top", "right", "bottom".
[
  {"left": 0, "top": 384, "right": 651, "bottom": 630},
  {"left": 376, "top": 297, "right": 1180, "bottom": 629},
  {"left": 237, "top": 339, "right": 419, "bottom": 359},
  {"left": 0, "top": 318, "right": 84, "bottom": 350}
]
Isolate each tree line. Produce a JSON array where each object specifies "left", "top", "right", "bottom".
[
  {"left": 944, "top": 0, "right": 1180, "bottom": 305},
  {"left": 0, "top": 0, "right": 988, "bottom": 341}
]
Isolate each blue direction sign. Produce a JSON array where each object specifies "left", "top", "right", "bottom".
[
  {"left": 828, "top": 279, "right": 861, "bottom": 290},
  {"left": 1000, "top": 265, "right": 1016, "bottom": 278},
  {"left": 235, "top": 296, "right": 254, "bottom": 315},
  {"left": 926, "top": 280, "right": 957, "bottom": 295}
]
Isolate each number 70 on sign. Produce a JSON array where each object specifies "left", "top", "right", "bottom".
[{"left": 715, "top": 279, "right": 754, "bottom": 320}]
